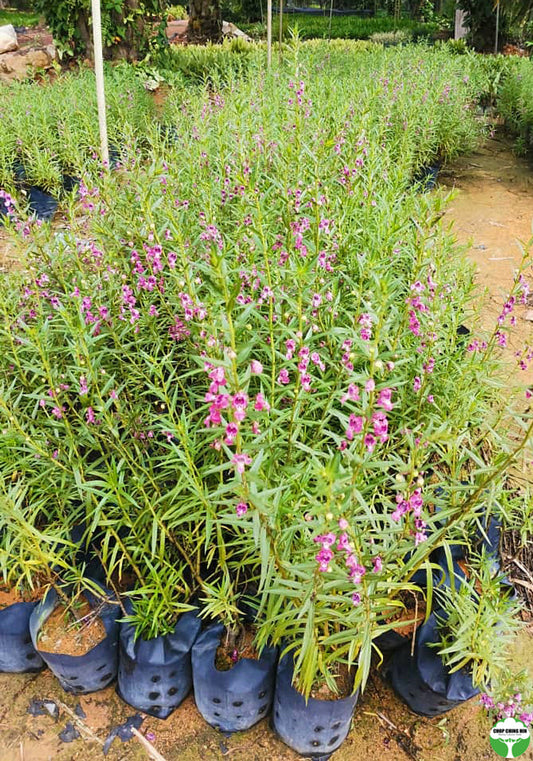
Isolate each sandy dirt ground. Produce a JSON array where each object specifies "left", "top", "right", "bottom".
[{"left": 0, "top": 136, "right": 532, "bottom": 761}]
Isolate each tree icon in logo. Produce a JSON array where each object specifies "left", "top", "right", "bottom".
[{"left": 489, "top": 718, "right": 531, "bottom": 758}]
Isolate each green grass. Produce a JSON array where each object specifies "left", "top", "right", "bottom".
[
  {"left": 0, "top": 8, "right": 41, "bottom": 27},
  {"left": 239, "top": 14, "right": 440, "bottom": 41}
]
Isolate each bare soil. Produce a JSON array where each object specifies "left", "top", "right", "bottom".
[
  {"left": 215, "top": 625, "right": 258, "bottom": 671},
  {"left": 389, "top": 591, "right": 427, "bottom": 638},
  {"left": 440, "top": 133, "right": 533, "bottom": 388},
  {"left": 0, "top": 586, "right": 44, "bottom": 609},
  {"left": 310, "top": 662, "right": 353, "bottom": 701},
  {"left": 37, "top": 597, "right": 107, "bottom": 657}
]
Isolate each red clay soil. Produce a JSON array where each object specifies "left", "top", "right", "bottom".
[{"left": 37, "top": 598, "right": 107, "bottom": 657}]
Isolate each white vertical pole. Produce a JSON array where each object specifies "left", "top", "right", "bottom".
[
  {"left": 278, "top": 0, "right": 283, "bottom": 61},
  {"left": 267, "top": 0, "right": 272, "bottom": 68},
  {"left": 494, "top": 2, "right": 500, "bottom": 54},
  {"left": 91, "top": 0, "right": 109, "bottom": 166}
]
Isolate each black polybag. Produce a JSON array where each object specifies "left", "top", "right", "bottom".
[
  {"left": 272, "top": 653, "right": 358, "bottom": 759},
  {"left": 0, "top": 600, "right": 45, "bottom": 672},
  {"left": 29, "top": 581, "right": 120, "bottom": 694},
  {"left": 387, "top": 611, "right": 479, "bottom": 716},
  {"left": 117, "top": 603, "right": 201, "bottom": 719},
  {"left": 191, "top": 623, "right": 278, "bottom": 733}
]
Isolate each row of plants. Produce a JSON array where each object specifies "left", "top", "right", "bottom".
[
  {"left": 0, "top": 41, "right": 532, "bottom": 755},
  {"left": 0, "top": 40, "right": 512, "bottom": 202},
  {"left": 498, "top": 57, "right": 533, "bottom": 155},
  {"left": 0, "top": 8, "right": 41, "bottom": 27},
  {"left": 238, "top": 14, "right": 440, "bottom": 41},
  {"left": 0, "top": 65, "right": 157, "bottom": 195}
]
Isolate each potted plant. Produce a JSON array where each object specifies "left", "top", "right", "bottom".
[
  {"left": 117, "top": 572, "right": 202, "bottom": 719},
  {"left": 192, "top": 571, "right": 278, "bottom": 733},
  {"left": 30, "top": 572, "right": 121, "bottom": 694},
  {"left": 388, "top": 551, "right": 524, "bottom": 716},
  {"left": 0, "top": 477, "right": 68, "bottom": 674}
]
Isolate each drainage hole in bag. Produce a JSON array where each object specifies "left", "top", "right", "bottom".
[{"left": 329, "top": 735, "right": 340, "bottom": 746}]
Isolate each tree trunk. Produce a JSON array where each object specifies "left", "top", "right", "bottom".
[{"left": 187, "top": 0, "right": 222, "bottom": 44}]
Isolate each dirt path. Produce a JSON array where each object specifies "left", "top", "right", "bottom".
[
  {"left": 0, "top": 137, "right": 532, "bottom": 761},
  {"left": 440, "top": 134, "right": 533, "bottom": 388}
]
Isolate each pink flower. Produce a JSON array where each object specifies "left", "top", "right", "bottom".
[
  {"left": 110, "top": 390, "right": 118, "bottom": 400},
  {"left": 250, "top": 360, "right": 263, "bottom": 375},
  {"left": 372, "top": 556, "right": 382, "bottom": 573},
  {"left": 364, "top": 433, "right": 376, "bottom": 452},
  {"left": 365, "top": 378, "right": 375, "bottom": 393},
  {"left": 86, "top": 407, "right": 96, "bottom": 424},
  {"left": 277, "top": 369, "right": 290, "bottom": 385},
  {"left": 349, "top": 414, "right": 364, "bottom": 432},
  {"left": 225, "top": 422, "right": 239, "bottom": 444},
  {"left": 285, "top": 339, "right": 296, "bottom": 359},
  {"left": 372, "top": 411, "right": 388, "bottom": 439},
  {"left": 340, "top": 384, "right": 359, "bottom": 404},
  {"left": 232, "top": 452, "right": 252, "bottom": 474},
  {"left": 254, "top": 393, "right": 270, "bottom": 412},
  {"left": 301, "top": 373, "right": 312, "bottom": 391},
  {"left": 351, "top": 592, "right": 361, "bottom": 606},
  {"left": 251, "top": 421, "right": 261, "bottom": 435},
  {"left": 233, "top": 392, "right": 248, "bottom": 410},
  {"left": 338, "top": 518, "right": 348, "bottom": 529},
  {"left": 209, "top": 366, "right": 227, "bottom": 387},
  {"left": 52, "top": 406, "right": 64, "bottom": 419},
  {"left": 376, "top": 388, "right": 393, "bottom": 411},
  {"left": 236, "top": 502, "right": 248, "bottom": 517},
  {"left": 413, "top": 376, "right": 422, "bottom": 392},
  {"left": 315, "top": 547, "right": 334, "bottom": 572},
  {"left": 314, "top": 532, "right": 336, "bottom": 548}
]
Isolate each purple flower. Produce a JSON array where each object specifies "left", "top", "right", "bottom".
[
  {"left": 236, "top": 502, "right": 248, "bottom": 517},
  {"left": 250, "top": 360, "right": 263, "bottom": 375},
  {"left": 315, "top": 547, "right": 334, "bottom": 572},
  {"left": 277, "top": 369, "right": 290, "bottom": 385},
  {"left": 480, "top": 694, "right": 494, "bottom": 709},
  {"left": 232, "top": 453, "right": 252, "bottom": 474}
]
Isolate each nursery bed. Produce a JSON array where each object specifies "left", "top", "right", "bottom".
[{"left": 0, "top": 133, "right": 531, "bottom": 761}]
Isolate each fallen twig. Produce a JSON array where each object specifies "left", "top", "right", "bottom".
[{"left": 131, "top": 727, "right": 169, "bottom": 761}]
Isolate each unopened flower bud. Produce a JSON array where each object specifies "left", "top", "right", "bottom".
[{"left": 325, "top": 512, "right": 333, "bottom": 521}]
